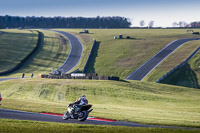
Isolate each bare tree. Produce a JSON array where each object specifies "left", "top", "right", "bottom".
[
  {"left": 172, "top": 22, "right": 178, "bottom": 27},
  {"left": 148, "top": 21, "right": 154, "bottom": 28},
  {"left": 140, "top": 20, "right": 145, "bottom": 27},
  {"left": 179, "top": 21, "right": 187, "bottom": 27}
]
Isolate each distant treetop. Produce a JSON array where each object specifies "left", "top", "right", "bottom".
[{"left": 0, "top": 15, "right": 131, "bottom": 29}]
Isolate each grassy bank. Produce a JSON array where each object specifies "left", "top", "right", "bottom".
[
  {"left": 157, "top": 50, "right": 200, "bottom": 88},
  {"left": 0, "top": 29, "right": 38, "bottom": 73},
  {"left": 1, "top": 30, "right": 70, "bottom": 78},
  {"left": 2, "top": 29, "right": 198, "bottom": 79},
  {"left": 144, "top": 40, "right": 200, "bottom": 82},
  {"left": 0, "top": 119, "right": 199, "bottom": 133},
  {"left": 0, "top": 78, "right": 200, "bottom": 127},
  {"left": 55, "top": 29, "right": 199, "bottom": 79}
]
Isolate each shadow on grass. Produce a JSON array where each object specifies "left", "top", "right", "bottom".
[
  {"left": 84, "top": 41, "right": 101, "bottom": 73},
  {"left": 118, "top": 37, "right": 137, "bottom": 40},
  {"left": 0, "top": 31, "right": 44, "bottom": 76},
  {"left": 79, "top": 32, "right": 94, "bottom": 34},
  {"left": 119, "top": 79, "right": 130, "bottom": 83},
  {"left": 160, "top": 63, "right": 200, "bottom": 89}
]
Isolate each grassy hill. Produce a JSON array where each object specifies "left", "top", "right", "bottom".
[
  {"left": 0, "top": 29, "right": 38, "bottom": 73},
  {"left": 55, "top": 29, "right": 199, "bottom": 79},
  {"left": 144, "top": 40, "right": 200, "bottom": 82},
  {"left": 1, "top": 29, "right": 199, "bottom": 79},
  {"left": 1, "top": 29, "right": 200, "bottom": 131},
  {"left": 0, "top": 29, "right": 70, "bottom": 77},
  {"left": 157, "top": 49, "right": 200, "bottom": 89},
  {"left": 1, "top": 78, "right": 200, "bottom": 127}
]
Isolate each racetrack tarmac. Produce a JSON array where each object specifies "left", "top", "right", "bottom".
[
  {"left": 0, "top": 78, "right": 21, "bottom": 81},
  {"left": 0, "top": 108, "right": 199, "bottom": 130},
  {"left": 49, "top": 30, "right": 83, "bottom": 73},
  {"left": 126, "top": 38, "right": 200, "bottom": 80}
]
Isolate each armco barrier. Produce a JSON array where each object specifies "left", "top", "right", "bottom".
[
  {"left": 156, "top": 47, "right": 200, "bottom": 83},
  {"left": 82, "top": 39, "right": 96, "bottom": 73}
]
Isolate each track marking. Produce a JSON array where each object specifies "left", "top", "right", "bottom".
[{"left": 40, "top": 112, "right": 116, "bottom": 122}]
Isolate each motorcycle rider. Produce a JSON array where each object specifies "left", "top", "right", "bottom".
[
  {"left": 75, "top": 95, "right": 88, "bottom": 105},
  {"left": 63, "top": 95, "right": 92, "bottom": 120},
  {"left": 69, "top": 95, "right": 88, "bottom": 114}
]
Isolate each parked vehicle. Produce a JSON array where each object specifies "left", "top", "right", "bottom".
[{"left": 62, "top": 104, "right": 93, "bottom": 121}]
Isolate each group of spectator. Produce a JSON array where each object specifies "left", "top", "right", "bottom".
[{"left": 22, "top": 73, "right": 33, "bottom": 78}]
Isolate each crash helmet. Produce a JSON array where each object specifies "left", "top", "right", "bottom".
[
  {"left": 81, "top": 95, "right": 88, "bottom": 104},
  {"left": 82, "top": 95, "right": 86, "bottom": 99}
]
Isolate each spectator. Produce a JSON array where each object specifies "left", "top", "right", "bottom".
[{"left": 22, "top": 73, "right": 25, "bottom": 78}]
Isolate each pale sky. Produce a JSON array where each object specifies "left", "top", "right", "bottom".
[{"left": 1, "top": 0, "right": 200, "bottom": 27}]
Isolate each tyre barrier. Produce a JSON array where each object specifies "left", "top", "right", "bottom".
[{"left": 40, "top": 73, "right": 119, "bottom": 81}]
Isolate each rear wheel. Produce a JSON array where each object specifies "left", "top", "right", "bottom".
[
  {"left": 78, "top": 110, "right": 88, "bottom": 121},
  {"left": 62, "top": 111, "right": 70, "bottom": 120}
]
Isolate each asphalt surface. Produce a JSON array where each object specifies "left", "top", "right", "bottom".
[
  {"left": 126, "top": 38, "right": 200, "bottom": 80},
  {"left": 0, "top": 77, "right": 21, "bottom": 81},
  {"left": 50, "top": 30, "right": 83, "bottom": 73},
  {"left": 0, "top": 108, "right": 198, "bottom": 129}
]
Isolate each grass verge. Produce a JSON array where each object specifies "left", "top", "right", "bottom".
[
  {"left": 0, "top": 119, "right": 199, "bottom": 133},
  {"left": 0, "top": 78, "right": 200, "bottom": 127},
  {"left": 0, "top": 29, "right": 38, "bottom": 73}
]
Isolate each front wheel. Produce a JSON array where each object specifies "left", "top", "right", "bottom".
[
  {"left": 78, "top": 110, "right": 88, "bottom": 121},
  {"left": 62, "top": 111, "right": 70, "bottom": 120}
]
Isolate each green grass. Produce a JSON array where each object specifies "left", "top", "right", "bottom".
[
  {"left": 1, "top": 30, "right": 70, "bottom": 78},
  {"left": 1, "top": 78, "right": 200, "bottom": 128},
  {"left": 159, "top": 63, "right": 200, "bottom": 88},
  {"left": 0, "top": 119, "right": 199, "bottom": 133},
  {"left": 2, "top": 29, "right": 198, "bottom": 79},
  {"left": 1, "top": 28, "right": 200, "bottom": 131},
  {"left": 0, "top": 29, "right": 38, "bottom": 73},
  {"left": 54, "top": 29, "right": 200, "bottom": 79},
  {"left": 157, "top": 49, "right": 200, "bottom": 88},
  {"left": 144, "top": 40, "right": 200, "bottom": 82}
]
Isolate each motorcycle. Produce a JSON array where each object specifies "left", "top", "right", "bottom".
[{"left": 62, "top": 104, "right": 93, "bottom": 121}]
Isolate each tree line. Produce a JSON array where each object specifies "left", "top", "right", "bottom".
[
  {"left": 172, "top": 21, "right": 200, "bottom": 28},
  {"left": 0, "top": 15, "right": 131, "bottom": 29},
  {"left": 190, "top": 21, "right": 200, "bottom": 28}
]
